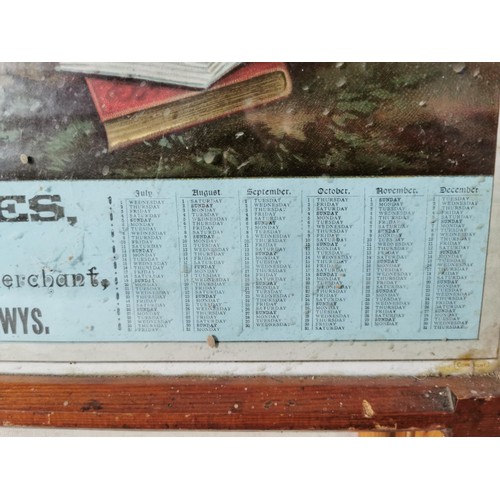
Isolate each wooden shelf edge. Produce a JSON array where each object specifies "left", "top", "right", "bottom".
[{"left": 0, "top": 374, "right": 498, "bottom": 436}]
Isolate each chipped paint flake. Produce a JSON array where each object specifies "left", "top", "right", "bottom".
[{"left": 362, "top": 400, "right": 375, "bottom": 418}]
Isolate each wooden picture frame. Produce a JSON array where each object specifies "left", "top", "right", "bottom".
[{"left": 0, "top": 374, "right": 498, "bottom": 436}]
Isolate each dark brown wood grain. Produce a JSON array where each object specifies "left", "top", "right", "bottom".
[{"left": 0, "top": 375, "right": 498, "bottom": 436}]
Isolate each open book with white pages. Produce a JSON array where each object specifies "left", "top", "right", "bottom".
[{"left": 56, "top": 62, "right": 241, "bottom": 89}]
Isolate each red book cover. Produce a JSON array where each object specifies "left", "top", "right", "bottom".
[{"left": 86, "top": 62, "right": 292, "bottom": 123}]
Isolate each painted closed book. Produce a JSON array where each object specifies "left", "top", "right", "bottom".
[{"left": 85, "top": 62, "right": 292, "bottom": 151}]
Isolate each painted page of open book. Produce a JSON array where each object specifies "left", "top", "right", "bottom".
[{"left": 56, "top": 62, "right": 242, "bottom": 89}]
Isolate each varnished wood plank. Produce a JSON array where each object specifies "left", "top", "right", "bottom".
[{"left": 0, "top": 375, "right": 498, "bottom": 435}]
